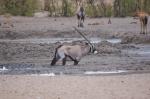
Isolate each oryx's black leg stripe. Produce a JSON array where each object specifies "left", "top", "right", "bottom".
[
  {"left": 74, "top": 60, "right": 79, "bottom": 65},
  {"left": 51, "top": 58, "right": 57, "bottom": 66},
  {"left": 67, "top": 55, "right": 75, "bottom": 61},
  {"left": 67, "top": 55, "right": 79, "bottom": 65}
]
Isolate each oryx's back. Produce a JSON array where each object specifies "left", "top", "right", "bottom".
[{"left": 57, "top": 45, "right": 82, "bottom": 57}]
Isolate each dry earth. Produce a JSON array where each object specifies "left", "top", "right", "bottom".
[{"left": 0, "top": 74, "right": 150, "bottom": 99}]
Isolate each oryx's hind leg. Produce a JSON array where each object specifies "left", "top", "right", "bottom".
[
  {"left": 51, "top": 57, "right": 59, "bottom": 66},
  {"left": 51, "top": 51, "right": 61, "bottom": 66}
]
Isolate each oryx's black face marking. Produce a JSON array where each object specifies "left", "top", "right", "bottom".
[
  {"left": 87, "top": 42, "right": 97, "bottom": 54},
  {"left": 90, "top": 46, "right": 98, "bottom": 54}
]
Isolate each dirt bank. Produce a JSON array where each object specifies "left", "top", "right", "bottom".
[{"left": 0, "top": 17, "right": 149, "bottom": 38}]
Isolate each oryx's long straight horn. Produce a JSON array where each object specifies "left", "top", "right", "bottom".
[
  {"left": 73, "top": 26, "right": 94, "bottom": 48},
  {"left": 50, "top": 27, "right": 98, "bottom": 66}
]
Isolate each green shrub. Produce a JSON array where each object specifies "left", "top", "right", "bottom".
[
  {"left": 66, "top": 1, "right": 74, "bottom": 16},
  {"left": 62, "top": 0, "right": 74, "bottom": 17},
  {"left": 85, "top": 4, "right": 93, "bottom": 17},
  {"left": 86, "top": 4, "right": 100, "bottom": 17},
  {"left": 0, "top": 0, "right": 38, "bottom": 16},
  {"left": 22, "top": 0, "right": 38, "bottom": 16},
  {"left": 1, "top": 0, "right": 150, "bottom": 17},
  {"left": 114, "top": 0, "right": 150, "bottom": 17},
  {"left": 106, "top": 5, "right": 112, "bottom": 17}
]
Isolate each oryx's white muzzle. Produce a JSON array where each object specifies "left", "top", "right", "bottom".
[{"left": 94, "top": 50, "right": 98, "bottom": 54}]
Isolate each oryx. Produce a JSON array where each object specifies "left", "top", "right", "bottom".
[
  {"left": 51, "top": 27, "right": 97, "bottom": 66},
  {"left": 76, "top": 6, "right": 85, "bottom": 27}
]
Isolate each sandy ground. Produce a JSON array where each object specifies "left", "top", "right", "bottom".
[
  {"left": 0, "top": 16, "right": 150, "bottom": 39},
  {"left": 0, "top": 73, "right": 150, "bottom": 99}
]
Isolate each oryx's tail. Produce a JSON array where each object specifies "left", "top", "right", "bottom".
[{"left": 51, "top": 45, "right": 62, "bottom": 66}]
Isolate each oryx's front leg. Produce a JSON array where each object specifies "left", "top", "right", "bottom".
[
  {"left": 74, "top": 60, "right": 79, "bottom": 65},
  {"left": 67, "top": 55, "right": 80, "bottom": 65}
]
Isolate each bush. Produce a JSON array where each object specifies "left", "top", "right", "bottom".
[
  {"left": 0, "top": 0, "right": 150, "bottom": 17},
  {"left": 0, "top": 0, "right": 38, "bottom": 16},
  {"left": 114, "top": 0, "right": 150, "bottom": 17}
]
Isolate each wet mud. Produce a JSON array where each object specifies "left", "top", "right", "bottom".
[{"left": 0, "top": 17, "right": 150, "bottom": 75}]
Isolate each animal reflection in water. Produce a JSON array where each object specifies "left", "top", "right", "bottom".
[
  {"left": 51, "top": 43, "right": 97, "bottom": 66},
  {"left": 76, "top": 6, "right": 85, "bottom": 27}
]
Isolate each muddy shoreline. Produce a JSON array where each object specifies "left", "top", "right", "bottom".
[{"left": 0, "top": 17, "right": 150, "bottom": 75}]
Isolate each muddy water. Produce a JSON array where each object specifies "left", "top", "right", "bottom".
[
  {"left": 1, "top": 44, "right": 150, "bottom": 75},
  {"left": 123, "top": 45, "right": 150, "bottom": 56},
  {"left": 0, "top": 38, "right": 150, "bottom": 75},
  {"left": 0, "top": 38, "right": 121, "bottom": 44}
]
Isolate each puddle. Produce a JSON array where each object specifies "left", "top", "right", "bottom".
[
  {"left": 31, "top": 73, "right": 56, "bottom": 77},
  {"left": 0, "top": 38, "right": 121, "bottom": 44},
  {"left": 0, "top": 66, "right": 8, "bottom": 72},
  {"left": 125, "top": 45, "right": 150, "bottom": 56},
  {"left": 84, "top": 70, "right": 127, "bottom": 75},
  {"left": 29, "top": 70, "right": 127, "bottom": 76}
]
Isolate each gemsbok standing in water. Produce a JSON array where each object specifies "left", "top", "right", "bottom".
[
  {"left": 50, "top": 43, "right": 97, "bottom": 66},
  {"left": 51, "top": 27, "right": 98, "bottom": 66},
  {"left": 76, "top": 6, "right": 85, "bottom": 27},
  {"left": 134, "top": 11, "right": 149, "bottom": 34}
]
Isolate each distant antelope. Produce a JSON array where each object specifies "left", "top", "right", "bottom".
[
  {"left": 76, "top": 6, "right": 85, "bottom": 27},
  {"left": 51, "top": 43, "right": 97, "bottom": 66},
  {"left": 134, "top": 11, "right": 149, "bottom": 34}
]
